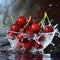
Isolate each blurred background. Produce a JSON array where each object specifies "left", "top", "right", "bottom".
[
  {"left": 0, "top": 0, "right": 60, "bottom": 54},
  {"left": 0, "top": 0, "right": 60, "bottom": 32}
]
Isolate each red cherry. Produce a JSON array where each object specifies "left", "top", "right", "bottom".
[
  {"left": 33, "top": 41, "right": 43, "bottom": 49},
  {"left": 17, "top": 34, "right": 23, "bottom": 42},
  {"left": 10, "top": 24, "right": 19, "bottom": 32},
  {"left": 26, "top": 28, "right": 33, "bottom": 34},
  {"left": 39, "top": 44, "right": 43, "bottom": 49},
  {"left": 23, "top": 38, "right": 28, "bottom": 43},
  {"left": 33, "top": 41, "right": 40, "bottom": 49},
  {"left": 25, "top": 28, "right": 34, "bottom": 37},
  {"left": 31, "top": 40, "right": 35, "bottom": 46},
  {"left": 16, "top": 16, "right": 26, "bottom": 26},
  {"left": 24, "top": 41, "right": 32, "bottom": 49},
  {"left": 31, "top": 23, "right": 40, "bottom": 33},
  {"left": 23, "top": 26, "right": 29, "bottom": 32},
  {"left": 27, "top": 18, "right": 33, "bottom": 25},
  {"left": 39, "top": 35, "right": 45, "bottom": 41},
  {"left": 8, "top": 32, "right": 15, "bottom": 39},
  {"left": 43, "top": 26, "right": 54, "bottom": 33},
  {"left": 17, "top": 42, "right": 23, "bottom": 48}
]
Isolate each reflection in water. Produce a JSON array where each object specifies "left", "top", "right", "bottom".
[
  {"left": 0, "top": 51, "right": 43, "bottom": 60},
  {"left": 16, "top": 53, "right": 43, "bottom": 60}
]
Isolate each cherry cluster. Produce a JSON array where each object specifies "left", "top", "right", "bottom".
[{"left": 7, "top": 15, "right": 54, "bottom": 51}]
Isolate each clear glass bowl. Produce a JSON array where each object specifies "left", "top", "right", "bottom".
[{"left": 5, "top": 27, "right": 57, "bottom": 53}]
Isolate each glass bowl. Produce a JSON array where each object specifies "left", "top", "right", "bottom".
[{"left": 5, "top": 27, "right": 57, "bottom": 53}]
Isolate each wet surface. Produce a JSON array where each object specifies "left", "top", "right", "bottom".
[
  {"left": 0, "top": 50, "right": 60, "bottom": 60},
  {"left": 0, "top": 35, "right": 60, "bottom": 60}
]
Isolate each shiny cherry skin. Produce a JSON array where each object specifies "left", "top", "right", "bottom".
[
  {"left": 8, "top": 32, "right": 14, "bottom": 37},
  {"left": 25, "top": 28, "right": 34, "bottom": 37},
  {"left": 17, "top": 34, "right": 23, "bottom": 42},
  {"left": 17, "top": 42, "right": 23, "bottom": 48},
  {"left": 24, "top": 41, "right": 32, "bottom": 49},
  {"left": 16, "top": 16, "right": 26, "bottom": 26},
  {"left": 33, "top": 41, "right": 40, "bottom": 49},
  {"left": 10, "top": 24, "right": 19, "bottom": 32},
  {"left": 43, "top": 26, "right": 54, "bottom": 33},
  {"left": 31, "top": 23, "right": 40, "bottom": 33},
  {"left": 17, "top": 34, "right": 28, "bottom": 43},
  {"left": 33, "top": 41, "right": 43, "bottom": 49}
]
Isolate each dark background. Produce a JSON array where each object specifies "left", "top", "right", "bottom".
[{"left": 28, "top": 0, "right": 60, "bottom": 24}]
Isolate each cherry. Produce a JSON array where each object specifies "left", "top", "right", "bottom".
[
  {"left": 39, "top": 35, "right": 45, "bottom": 41},
  {"left": 27, "top": 18, "right": 33, "bottom": 25},
  {"left": 8, "top": 32, "right": 15, "bottom": 40},
  {"left": 31, "top": 23, "right": 40, "bottom": 33},
  {"left": 25, "top": 28, "right": 33, "bottom": 34},
  {"left": 17, "top": 34, "right": 29, "bottom": 43},
  {"left": 33, "top": 41, "right": 43, "bottom": 49},
  {"left": 23, "top": 38, "right": 28, "bottom": 43},
  {"left": 33, "top": 41, "right": 40, "bottom": 49},
  {"left": 17, "top": 34, "right": 23, "bottom": 42},
  {"left": 20, "top": 16, "right": 32, "bottom": 32},
  {"left": 22, "top": 26, "right": 29, "bottom": 32},
  {"left": 39, "top": 44, "right": 43, "bottom": 49},
  {"left": 17, "top": 42, "right": 23, "bottom": 48},
  {"left": 24, "top": 41, "right": 32, "bottom": 49},
  {"left": 25, "top": 28, "right": 34, "bottom": 37},
  {"left": 43, "top": 25, "right": 54, "bottom": 33},
  {"left": 10, "top": 24, "right": 19, "bottom": 32},
  {"left": 16, "top": 16, "right": 26, "bottom": 26}
]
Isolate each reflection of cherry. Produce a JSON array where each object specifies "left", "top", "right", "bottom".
[
  {"left": 10, "top": 24, "right": 19, "bottom": 32},
  {"left": 17, "top": 53, "right": 43, "bottom": 60},
  {"left": 31, "top": 23, "right": 40, "bottom": 33},
  {"left": 34, "top": 54, "right": 43, "bottom": 60},
  {"left": 17, "top": 53, "right": 22, "bottom": 60},
  {"left": 16, "top": 16, "right": 26, "bottom": 26},
  {"left": 23, "top": 53, "right": 32, "bottom": 60},
  {"left": 43, "top": 26, "right": 54, "bottom": 33}
]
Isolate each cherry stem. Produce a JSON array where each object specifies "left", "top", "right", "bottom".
[
  {"left": 46, "top": 15, "right": 51, "bottom": 25},
  {"left": 4, "top": 23, "right": 8, "bottom": 27},
  {"left": 3, "top": 20, "right": 9, "bottom": 27},
  {"left": 39, "top": 12, "right": 47, "bottom": 26},
  {"left": 39, "top": 12, "right": 51, "bottom": 26},
  {"left": 7, "top": 15, "right": 14, "bottom": 24},
  {"left": 21, "top": 16, "right": 32, "bottom": 32}
]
